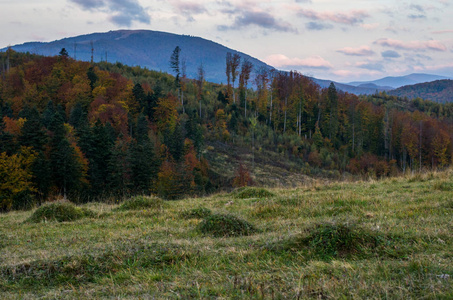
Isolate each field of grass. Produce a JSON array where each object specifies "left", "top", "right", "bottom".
[{"left": 1, "top": 170, "right": 452, "bottom": 299}]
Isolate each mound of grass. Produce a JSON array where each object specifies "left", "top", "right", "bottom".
[
  {"left": 197, "top": 213, "right": 257, "bottom": 237},
  {"left": 433, "top": 181, "right": 453, "bottom": 191},
  {"left": 0, "top": 233, "right": 7, "bottom": 249},
  {"left": 274, "top": 222, "right": 381, "bottom": 260},
  {"left": 0, "top": 241, "right": 188, "bottom": 288},
  {"left": 180, "top": 207, "right": 212, "bottom": 219},
  {"left": 27, "top": 202, "right": 95, "bottom": 223},
  {"left": 116, "top": 196, "right": 163, "bottom": 211},
  {"left": 232, "top": 187, "right": 275, "bottom": 199}
]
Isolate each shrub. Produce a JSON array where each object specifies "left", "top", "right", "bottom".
[
  {"left": 232, "top": 187, "right": 275, "bottom": 199},
  {"left": 116, "top": 195, "right": 163, "bottom": 211},
  {"left": 180, "top": 207, "right": 212, "bottom": 219},
  {"left": 27, "top": 201, "right": 95, "bottom": 223},
  {"left": 197, "top": 213, "right": 257, "bottom": 237}
]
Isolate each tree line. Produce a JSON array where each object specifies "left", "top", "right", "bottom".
[{"left": 0, "top": 49, "right": 452, "bottom": 211}]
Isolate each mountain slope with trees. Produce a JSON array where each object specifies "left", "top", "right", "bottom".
[
  {"left": 389, "top": 79, "right": 453, "bottom": 103},
  {"left": 1, "top": 49, "right": 453, "bottom": 211}
]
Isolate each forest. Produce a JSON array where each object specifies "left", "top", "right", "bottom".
[{"left": 1, "top": 48, "right": 453, "bottom": 211}]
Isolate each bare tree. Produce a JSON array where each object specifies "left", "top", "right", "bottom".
[
  {"left": 231, "top": 54, "right": 241, "bottom": 103},
  {"left": 197, "top": 63, "right": 205, "bottom": 119},
  {"left": 239, "top": 59, "right": 253, "bottom": 117}
]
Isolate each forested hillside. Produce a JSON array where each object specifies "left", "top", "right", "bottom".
[
  {"left": 389, "top": 79, "right": 453, "bottom": 103},
  {"left": 1, "top": 49, "right": 453, "bottom": 211}
]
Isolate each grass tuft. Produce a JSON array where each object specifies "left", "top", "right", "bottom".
[
  {"left": 274, "top": 222, "right": 382, "bottom": 260},
  {"left": 180, "top": 207, "right": 212, "bottom": 219},
  {"left": 26, "top": 201, "right": 95, "bottom": 223},
  {"left": 116, "top": 195, "right": 163, "bottom": 211},
  {"left": 197, "top": 213, "right": 257, "bottom": 237},
  {"left": 433, "top": 181, "right": 453, "bottom": 191},
  {"left": 231, "top": 187, "right": 275, "bottom": 199}
]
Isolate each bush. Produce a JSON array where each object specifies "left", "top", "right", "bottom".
[
  {"left": 116, "top": 195, "right": 163, "bottom": 211},
  {"left": 231, "top": 187, "right": 275, "bottom": 199},
  {"left": 180, "top": 207, "right": 212, "bottom": 219},
  {"left": 197, "top": 213, "right": 257, "bottom": 237},
  {"left": 27, "top": 201, "right": 95, "bottom": 223}
]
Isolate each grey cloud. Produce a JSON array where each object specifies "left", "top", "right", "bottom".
[
  {"left": 171, "top": 1, "right": 207, "bottom": 15},
  {"left": 297, "top": 9, "right": 369, "bottom": 25},
  {"left": 409, "top": 4, "right": 424, "bottom": 12},
  {"left": 219, "top": 10, "right": 297, "bottom": 33},
  {"left": 306, "top": 22, "right": 333, "bottom": 31},
  {"left": 70, "top": 0, "right": 150, "bottom": 26},
  {"left": 357, "top": 62, "right": 384, "bottom": 71},
  {"left": 408, "top": 14, "right": 426, "bottom": 19},
  {"left": 381, "top": 50, "right": 401, "bottom": 58}
]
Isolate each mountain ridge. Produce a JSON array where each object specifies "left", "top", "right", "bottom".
[
  {"left": 2, "top": 29, "right": 450, "bottom": 96},
  {"left": 347, "top": 73, "right": 450, "bottom": 89}
]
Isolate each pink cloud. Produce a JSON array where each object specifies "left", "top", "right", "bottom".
[
  {"left": 297, "top": 9, "right": 369, "bottom": 25},
  {"left": 432, "top": 30, "right": 453, "bottom": 34},
  {"left": 337, "top": 46, "right": 375, "bottom": 56},
  {"left": 265, "top": 54, "right": 333, "bottom": 69},
  {"left": 374, "top": 38, "right": 447, "bottom": 51}
]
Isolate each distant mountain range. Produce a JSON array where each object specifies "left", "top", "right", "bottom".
[
  {"left": 347, "top": 73, "right": 450, "bottom": 89},
  {"left": 1, "top": 30, "right": 451, "bottom": 97}
]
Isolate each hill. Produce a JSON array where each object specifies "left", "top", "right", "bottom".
[
  {"left": 2, "top": 30, "right": 273, "bottom": 85},
  {"left": 1, "top": 170, "right": 452, "bottom": 298},
  {"left": 348, "top": 73, "right": 450, "bottom": 89},
  {"left": 4, "top": 29, "right": 390, "bottom": 95},
  {"left": 389, "top": 79, "right": 453, "bottom": 103},
  {"left": 1, "top": 51, "right": 453, "bottom": 211}
]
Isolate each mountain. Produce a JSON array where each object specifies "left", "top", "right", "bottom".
[
  {"left": 348, "top": 73, "right": 450, "bottom": 89},
  {"left": 1, "top": 30, "right": 274, "bottom": 84},
  {"left": 310, "top": 77, "right": 390, "bottom": 95},
  {"left": 388, "top": 79, "right": 453, "bottom": 103},
  {"left": 0, "top": 30, "right": 397, "bottom": 96}
]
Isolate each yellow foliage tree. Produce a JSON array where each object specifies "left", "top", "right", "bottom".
[{"left": 0, "top": 147, "right": 36, "bottom": 211}]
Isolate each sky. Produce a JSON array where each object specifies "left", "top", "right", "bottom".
[{"left": 1, "top": 0, "right": 452, "bottom": 83}]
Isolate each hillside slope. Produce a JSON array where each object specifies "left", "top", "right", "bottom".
[
  {"left": 3, "top": 29, "right": 392, "bottom": 95},
  {"left": 1, "top": 170, "right": 452, "bottom": 298},
  {"left": 389, "top": 79, "right": 453, "bottom": 103},
  {"left": 3, "top": 30, "right": 273, "bottom": 84}
]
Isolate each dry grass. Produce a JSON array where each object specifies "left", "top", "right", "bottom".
[{"left": 0, "top": 170, "right": 452, "bottom": 298}]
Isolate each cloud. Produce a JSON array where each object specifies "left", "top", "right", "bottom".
[
  {"left": 409, "top": 4, "right": 425, "bottom": 12},
  {"left": 432, "top": 30, "right": 453, "bottom": 34},
  {"left": 169, "top": 0, "right": 207, "bottom": 21},
  {"left": 337, "top": 46, "right": 375, "bottom": 56},
  {"left": 218, "top": 10, "right": 297, "bottom": 33},
  {"left": 381, "top": 50, "right": 401, "bottom": 58},
  {"left": 306, "top": 22, "right": 333, "bottom": 31},
  {"left": 297, "top": 9, "right": 369, "bottom": 25},
  {"left": 374, "top": 38, "right": 447, "bottom": 52},
  {"left": 69, "top": 0, "right": 150, "bottom": 26},
  {"left": 356, "top": 61, "right": 384, "bottom": 71},
  {"left": 360, "top": 23, "right": 379, "bottom": 30},
  {"left": 265, "top": 54, "right": 333, "bottom": 69},
  {"left": 408, "top": 14, "right": 426, "bottom": 19}
]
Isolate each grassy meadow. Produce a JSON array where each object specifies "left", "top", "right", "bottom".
[{"left": 0, "top": 170, "right": 452, "bottom": 299}]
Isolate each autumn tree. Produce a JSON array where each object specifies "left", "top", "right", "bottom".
[{"left": 0, "top": 147, "right": 36, "bottom": 211}]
